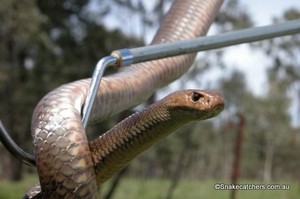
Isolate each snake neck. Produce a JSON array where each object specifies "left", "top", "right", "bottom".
[{"left": 90, "top": 102, "right": 190, "bottom": 185}]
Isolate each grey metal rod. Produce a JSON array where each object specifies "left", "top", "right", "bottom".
[
  {"left": 82, "top": 55, "right": 117, "bottom": 127},
  {"left": 120, "top": 19, "right": 300, "bottom": 65}
]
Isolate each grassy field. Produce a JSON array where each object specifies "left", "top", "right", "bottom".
[{"left": 0, "top": 175, "right": 299, "bottom": 199}]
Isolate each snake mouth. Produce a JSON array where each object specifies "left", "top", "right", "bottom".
[
  {"left": 206, "top": 95, "right": 224, "bottom": 118},
  {"left": 213, "top": 96, "right": 225, "bottom": 110},
  {"left": 211, "top": 102, "right": 225, "bottom": 117},
  {"left": 174, "top": 103, "right": 224, "bottom": 120}
]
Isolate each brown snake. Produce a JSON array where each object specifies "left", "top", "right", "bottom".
[{"left": 28, "top": 0, "right": 224, "bottom": 198}]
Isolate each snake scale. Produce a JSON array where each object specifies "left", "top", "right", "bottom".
[{"left": 26, "top": 0, "right": 224, "bottom": 198}]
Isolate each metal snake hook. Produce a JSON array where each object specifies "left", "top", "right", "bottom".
[
  {"left": 81, "top": 56, "right": 117, "bottom": 127},
  {"left": 82, "top": 49, "right": 134, "bottom": 128},
  {"left": 81, "top": 50, "right": 133, "bottom": 128}
]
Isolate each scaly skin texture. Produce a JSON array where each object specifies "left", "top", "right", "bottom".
[
  {"left": 29, "top": 0, "right": 224, "bottom": 198},
  {"left": 91, "top": 90, "right": 224, "bottom": 185}
]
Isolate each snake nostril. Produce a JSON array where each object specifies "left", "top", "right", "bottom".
[{"left": 191, "top": 92, "right": 203, "bottom": 102}]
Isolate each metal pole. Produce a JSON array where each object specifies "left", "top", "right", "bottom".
[
  {"left": 120, "top": 19, "right": 300, "bottom": 65},
  {"left": 81, "top": 56, "right": 117, "bottom": 127}
]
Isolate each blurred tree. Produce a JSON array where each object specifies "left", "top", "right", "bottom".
[
  {"left": 0, "top": 0, "right": 47, "bottom": 180},
  {"left": 90, "top": 0, "right": 173, "bottom": 42},
  {"left": 0, "top": 0, "right": 142, "bottom": 181},
  {"left": 250, "top": 8, "right": 300, "bottom": 181},
  {"left": 218, "top": 70, "right": 251, "bottom": 179}
]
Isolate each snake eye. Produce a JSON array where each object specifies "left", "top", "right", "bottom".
[{"left": 191, "top": 92, "right": 203, "bottom": 102}]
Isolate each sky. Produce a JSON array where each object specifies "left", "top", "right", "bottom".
[
  {"left": 243, "top": 0, "right": 300, "bottom": 26},
  {"left": 223, "top": 0, "right": 300, "bottom": 96},
  {"left": 211, "top": 0, "right": 300, "bottom": 126}
]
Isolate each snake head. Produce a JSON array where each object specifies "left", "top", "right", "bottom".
[{"left": 166, "top": 89, "right": 225, "bottom": 121}]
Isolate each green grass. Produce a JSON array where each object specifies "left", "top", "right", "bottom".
[
  {"left": 102, "top": 178, "right": 300, "bottom": 199},
  {"left": 0, "top": 175, "right": 299, "bottom": 199},
  {"left": 0, "top": 174, "right": 38, "bottom": 199}
]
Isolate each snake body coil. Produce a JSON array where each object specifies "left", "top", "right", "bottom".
[{"left": 29, "top": 0, "right": 224, "bottom": 198}]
